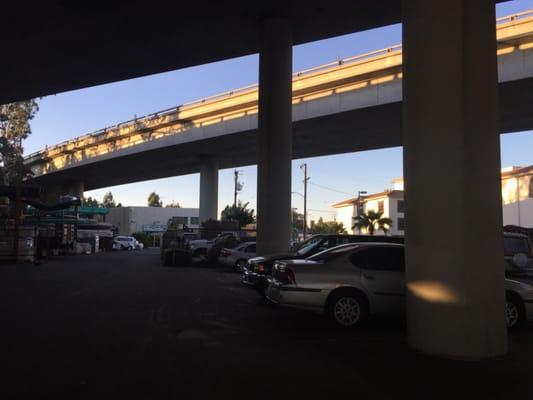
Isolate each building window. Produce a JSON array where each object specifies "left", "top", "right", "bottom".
[
  {"left": 397, "top": 200, "right": 405, "bottom": 213},
  {"left": 378, "top": 200, "right": 384, "bottom": 214},
  {"left": 190, "top": 217, "right": 200, "bottom": 225},
  {"left": 174, "top": 216, "right": 188, "bottom": 226},
  {"left": 529, "top": 177, "right": 533, "bottom": 198},
  {"left": 398, "top": 218, "right": 406, "bottom": 231}
]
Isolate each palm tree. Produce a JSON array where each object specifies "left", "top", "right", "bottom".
[{"left": 352, "top": 210, "right": 393, "bottom": 235}]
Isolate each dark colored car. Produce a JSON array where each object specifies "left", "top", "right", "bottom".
[{"left": 242, "top": 234, "right": 404, "bottom": 295}]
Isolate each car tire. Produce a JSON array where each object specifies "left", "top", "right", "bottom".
[
  {"left": 326, "top": 289, "right": 369, "bottom": 329},
  {"left": 234, "top": 259, "right": 247, "bottom": 272},
  {"left": 506, "top": 292, "right": 525, "bottom": 330}
]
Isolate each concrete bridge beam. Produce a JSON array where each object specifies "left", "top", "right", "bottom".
[
  {"left": 199, "top": 158, "right": 218, "bottom": 223},
  {"left": 256, "top": 18, "right": 293, "bottom": 255},
  {"left": 42, "top": 181, "right": 84, "bottom": 204},
  {"left": 402, "top": 0, "right": 507, "bottom": 360}
]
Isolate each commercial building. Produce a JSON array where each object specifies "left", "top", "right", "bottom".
[{"left": 106, "top": 207, "right": 199, "bottom": 236}]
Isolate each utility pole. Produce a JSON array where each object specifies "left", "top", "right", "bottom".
[
  {"left": 301, "top": 163, "right": 309, "bottom": 240},
  {"left": 233, "top": 170, "right": 243, "bottom": 206}
]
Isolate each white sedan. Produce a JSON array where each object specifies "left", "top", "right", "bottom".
[{"left": 266, "top": 243, "right": 533, "bottom": 330}]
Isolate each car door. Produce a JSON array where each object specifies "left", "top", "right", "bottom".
[
  {"left": 245, "top": 243, "right": 256, "bottom": 257},
  {"left": 350, "top": 246, "right": 406, "bottom": 314}
]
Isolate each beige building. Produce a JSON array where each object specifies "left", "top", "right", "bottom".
[
  {"left": 335, "top": 166, "right": 533, "bottom": 235},
  {"left": 501, "top": 165, "right": 533, "bottom": 228},
  {"left": 333, "top": 183, "right": 405, "bottom": 236}
]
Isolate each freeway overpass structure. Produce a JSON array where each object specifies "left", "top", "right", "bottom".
[
  {"left": 27, "top": 10, "right": 533, "bottom": 210},
  {"left": 11, "top": 2, "right": 529, "bottom": 360}
]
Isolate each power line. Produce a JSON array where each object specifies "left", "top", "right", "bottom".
[
  {"left": 307, "top": 208, "right": 337, "bottom": 213},
  {"left": 307, "top": 182, "right": 354, "bottom": 197}
]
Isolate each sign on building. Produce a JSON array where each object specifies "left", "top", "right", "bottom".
[{"left": 142, "top": 223, "right": 167, "bottom": 233}]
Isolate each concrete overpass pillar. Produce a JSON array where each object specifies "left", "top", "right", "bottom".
[
  {"left": 402, "top": 1, "right": 507, "bottom": 359},
  {"left": 199, "top": 159, "right": 218, "bottom": 223},
  {"left": 256, "top": 19, "right": 293, "bottom": 255},
  {"left": 43, "top": 182, "right": 84, "bottom": 204}
]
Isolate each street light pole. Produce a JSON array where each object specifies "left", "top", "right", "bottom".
[
  {"left": 301, "top": 163, "right": 309, "bottom": 240},
  {"left": 356, "top": 190, "right": 367, "bottom": 218}
]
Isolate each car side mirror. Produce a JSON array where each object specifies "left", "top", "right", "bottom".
[{"left": 512, "top": 253, "right": 528, "bottom": 269}]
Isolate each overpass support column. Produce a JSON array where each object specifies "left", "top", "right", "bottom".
[
  {"left": 256, "top": 19, "right": 292, "bottom": 255},
  {"left": 402, "top": 1, "right": 507, "bottom": 359},
  {"left": 199, "top": 158, "right": 218, "bottom": 223}
]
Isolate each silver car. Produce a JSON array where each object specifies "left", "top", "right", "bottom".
[
  {"left": 218, "top": 242, "right": 256, "bottom": 271},
  {"left": 265, "top": 243, "right": 533, "bottom": 329}
]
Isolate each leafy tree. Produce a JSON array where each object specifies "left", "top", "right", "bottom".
[
  {"left": 309, "top": 217, "right": 347, "bottom": 234},
  {"left": 101, "top": 191, "right": 118, "bottom": 208},
  {"left": 147, "top": 191, "right": 162, "bottom": 207},
  {"left": 0, "top": 100, "right": 39, "bottom": 185},
  {"left": 220, "top": 201, "right": 255, "bottom": 228},
  {"left": 165, "top": 201, "right": 181, "bottom": 208},
  {"left": 292, "top": 209, "right": 305, "bottom": 232},
  {"left": 352, "top": 210, "right": 393, "bottom": 235},
  {"left": 83, "top": 196, "right": 100, "bottom": 208}
]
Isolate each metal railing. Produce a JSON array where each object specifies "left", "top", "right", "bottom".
[{"left": 25, "top": 9, "right": 533, "bottom": 163}]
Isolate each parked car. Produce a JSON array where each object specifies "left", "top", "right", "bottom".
[
  {"left": 504, "top": 232, "right": 533, "bottom": 272},
  {"left": 113, "top": 236, "right": 140, "bottom": 250},
  {"left": 265, "top": 242, "right": 533, "bottom": 330},
  {"left": 218, "top": 242, "right": 256, "bottom": 271},
  {"left": 189, "top": 232, "right": 238, "bottom": 257},
  {"left": 243, "top": 234, "right": 404, "bottom": 294}
]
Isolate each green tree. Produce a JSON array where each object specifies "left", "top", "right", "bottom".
[
  {"left": 220, "top": 201, "right": 255, "bottom": 228},
  {"left": 147, "top": 191, "right": 162, "bottom": 207},
  {"left": 352, "top": 210, "right": 393, "bottom": 235},
  {"left": 83, "top": 196, "right": 100, "bottom": 208},
  {"left": 292, "top": 209, "right": 305, "bottom": 232},
  {"left": 0, "top": 100, "right": 39, "bottom": 185},
  {"left": 309, "top": 217, "right": 347, "bottom": 234},
  {"left": 165, "top": 201, "right": 181, "bottom": 208},
  {"left": 101, "top": 191, "right": 118, "bottom": 208}
]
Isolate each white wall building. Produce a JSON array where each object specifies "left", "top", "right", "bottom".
[
  {"left": 106, "top": 207, "right": 199, "bottom": 235},
  {"left": 501, "top": 165, "right": 533, "bottom": 228},
  {"left": 333, "top": 187, "right": 405, "bottom": 236},
  {"left": 334, "top": 167, "right": 533, "bottom": 236}
]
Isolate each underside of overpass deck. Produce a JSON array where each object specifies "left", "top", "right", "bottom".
[{"left": 2, "top": 1, "right": 520, "bottom": 361}]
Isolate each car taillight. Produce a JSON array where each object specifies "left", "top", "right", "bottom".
[
  {"left": 275, "top": 264, "right": 296, "bottom": 284},
  {"left": 220, "top": 249, "right": 231, "bottom": 258}
]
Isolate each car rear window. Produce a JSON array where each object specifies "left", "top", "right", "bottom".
[{"left": 504, "top": 236, "right": 532, "bottom": 257}]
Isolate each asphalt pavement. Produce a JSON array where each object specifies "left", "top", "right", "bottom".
[{"left": 0, "top": 249, "right": 531, "bottom": 399}]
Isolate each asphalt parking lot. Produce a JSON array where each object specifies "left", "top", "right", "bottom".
[{"left": 1, "top": 249, "right": 532, "bottom": 399}]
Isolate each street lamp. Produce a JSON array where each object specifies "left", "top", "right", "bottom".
[{"left": 357, "top": 190, "right": 367, "bottom": 216}]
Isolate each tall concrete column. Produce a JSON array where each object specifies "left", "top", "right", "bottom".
[
  {"left": 66, "top": 181, "right": 84, "bottom": 199},
  {"left": 199, "top": 159, "right": 218, "bottom": 223},
  {"left": 256, "top": 19, "right": 293, "bottom": 255},
  {"left": 402, "top": 1, "right": 507, "bottom": 359}
]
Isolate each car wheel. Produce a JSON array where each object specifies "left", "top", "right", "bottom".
[
  {"left": 506, "top": 293, "right": 525, "bottom": 330},
  {"left": 234, "top": 259, "right": 247, "bottom": 272},
  {"left": 327, "top": 290, "right": 368, "bottom": 329}
]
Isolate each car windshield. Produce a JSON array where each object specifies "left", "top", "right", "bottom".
[
  {"left": 296, "top": 236, "right": 323, "bottom": 256},
  {"left": 504, "top": 236, "right": 532, "bottom": 257},
  {"left": 307, "top": 244, "right": 360, "bottom": 262}
]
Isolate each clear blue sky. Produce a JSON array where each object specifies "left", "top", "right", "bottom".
[{"left": 24, "top": 0, "right": 533, "bottom": 222}]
